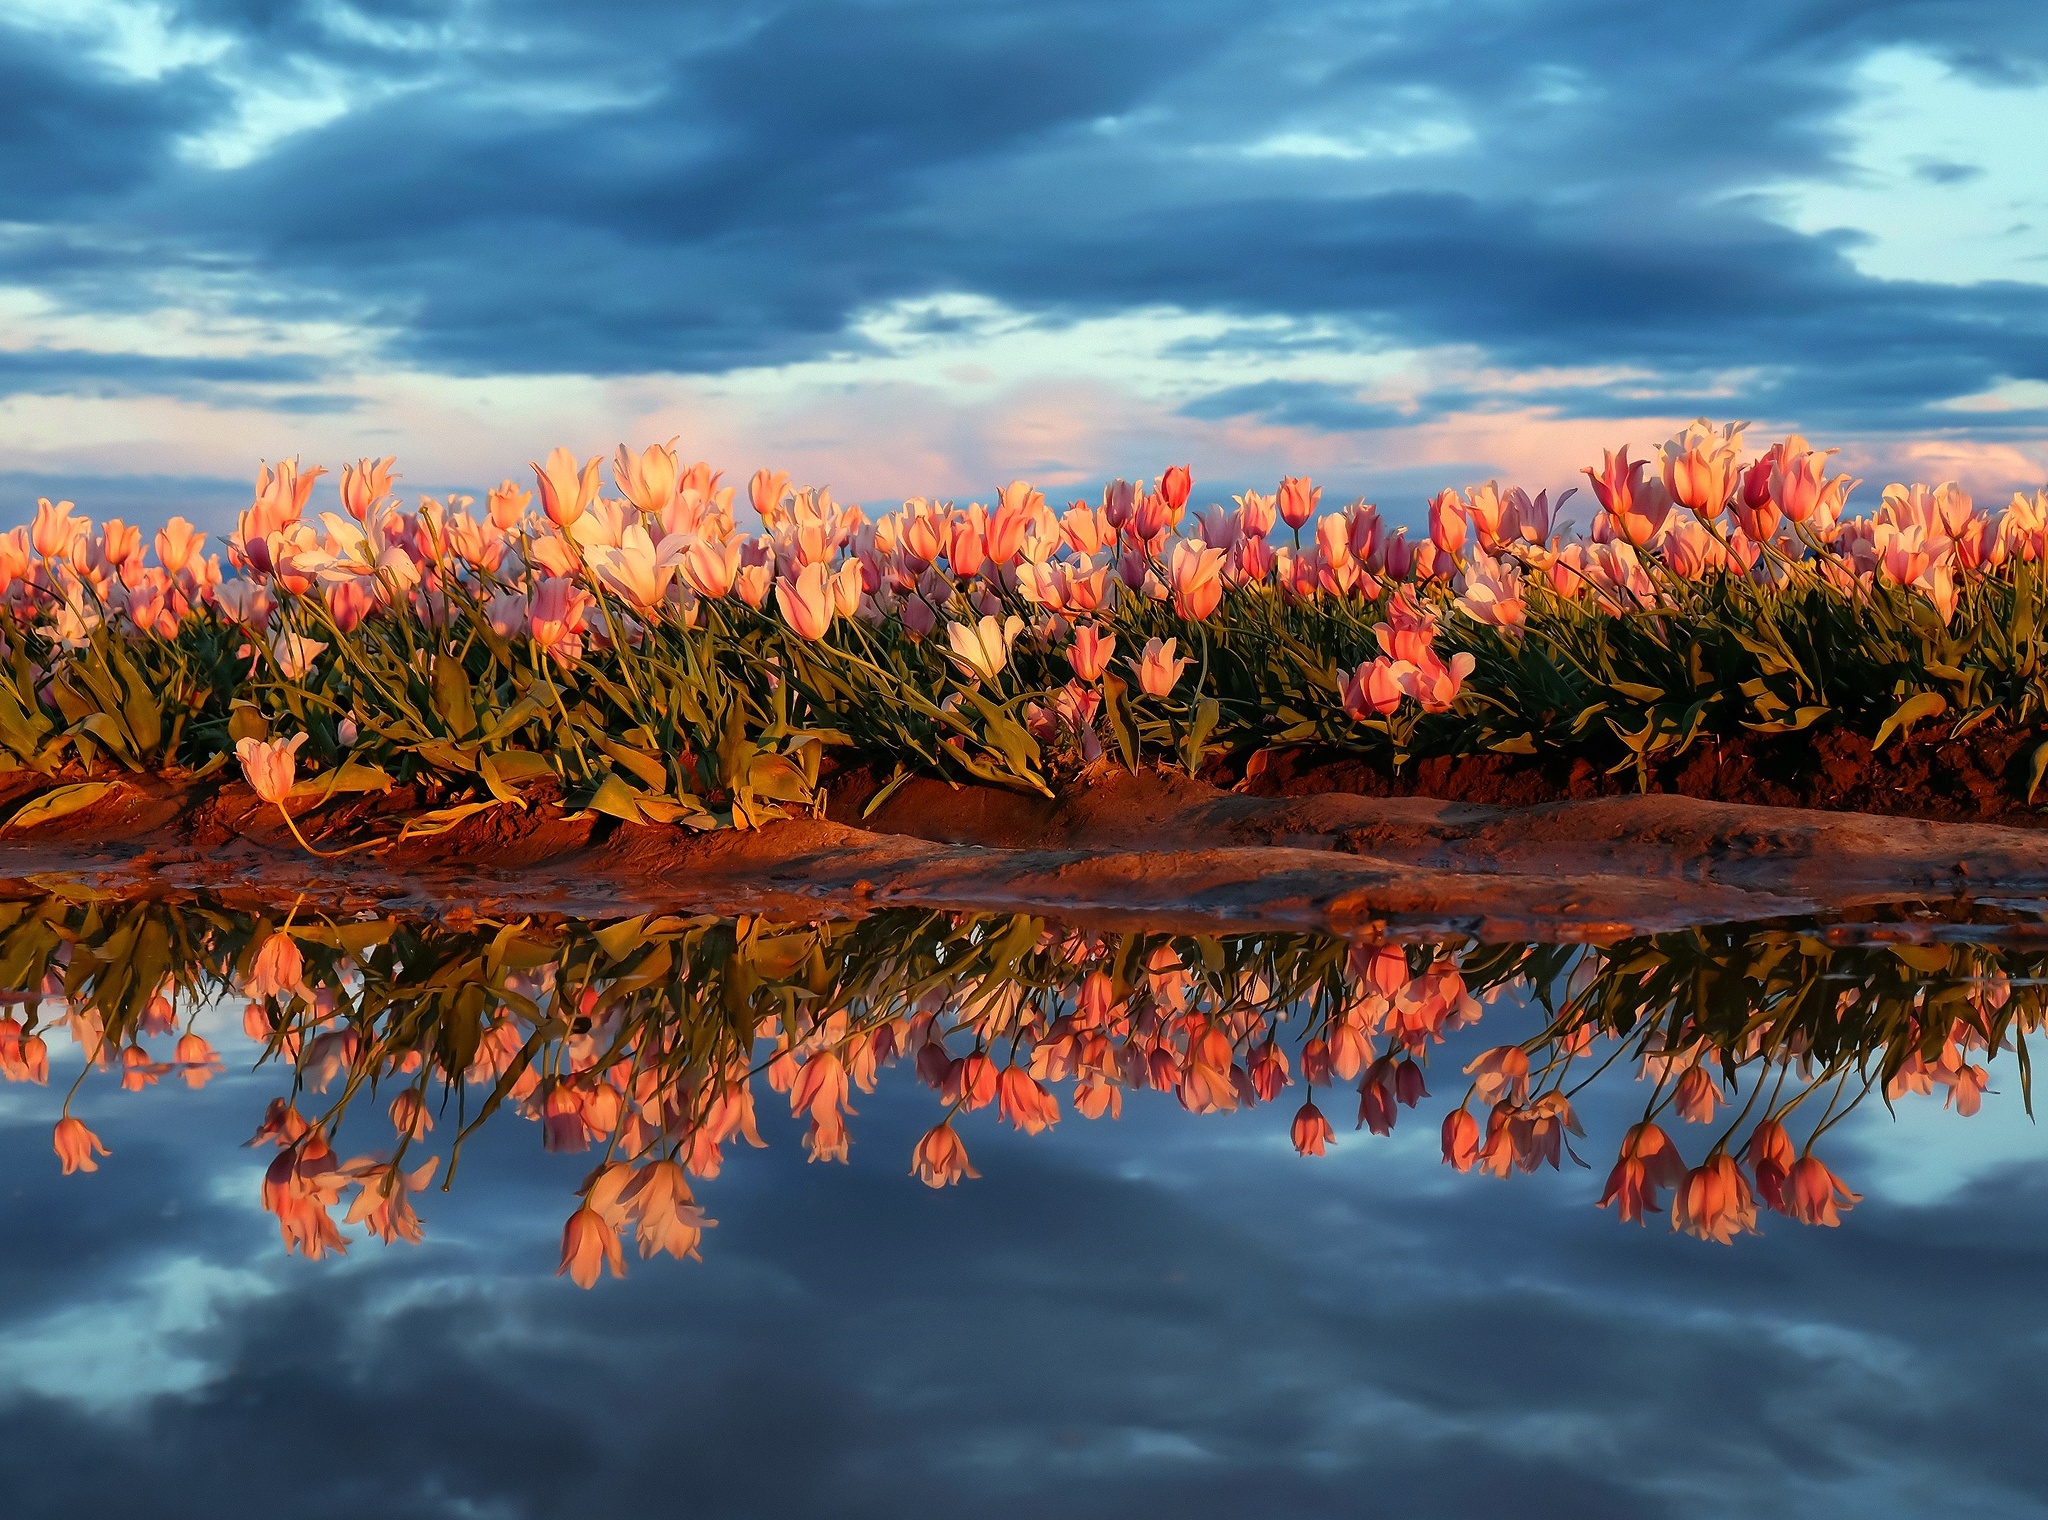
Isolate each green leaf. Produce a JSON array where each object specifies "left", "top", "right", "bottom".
[
  {"left": 5, "top": 782, "right": 117, "bottom": 830},
  {"left": 432, "top": 655, "right": 477, "bottom": 739},
  {"left": 1871, "top": 690, "right": 1947, "bottom": 753},
  {"left": 285, "top": 762, "right": 394, "bottom": 803}
]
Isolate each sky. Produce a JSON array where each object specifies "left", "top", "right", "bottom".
[
  {"left": 2, "top": 980, "right": 2045, "bottom": 1519},
  {"left": 4, "top": 0, "right": 2048, "bottom": 534}
]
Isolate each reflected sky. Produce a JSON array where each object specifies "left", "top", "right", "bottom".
[{"left": 0, "top": 899, "right": 2045, "bottom": 1517}]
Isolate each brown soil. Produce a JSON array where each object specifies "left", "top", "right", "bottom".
[
  {"left": 1217, "top": 724, "right": 2048, "bottom": 827},
  {"left": 2, "top": 763, "right": 2046, "bottom": 942}
]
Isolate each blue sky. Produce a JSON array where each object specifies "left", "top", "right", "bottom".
[{"left": 4, "top": 0, "right": 2048, "bottom": 533}]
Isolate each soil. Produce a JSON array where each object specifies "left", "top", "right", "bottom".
[
  {"left": 1211, "top": 724, "right": 2048, "bottom": 828},
  {"left": 0, "top": 759, "right": 2037, "bottom": 943}
]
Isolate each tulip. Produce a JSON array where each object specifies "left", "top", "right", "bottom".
[
  {"left": 1341, "top": 657, "right": 1403, "bottom": 720},
  {"left": 1277, "top": 474, "right": 1320, "bottom": 531},
  {"left": 1166, "top": 540, "right": 1226, "bottom": 620},
  {"left": 1769, "top": 435, "right": 1837, "bottom": 524},
  {"left": 487, "top": 479, "right": 532, "bottom": 530},
  {"left": 679, "top": 537, "right": 741, "bottom": 600},
  {"left": 1158, "top": 463, "right": 1192, "bottom": 513},
  {"left": 1134, "top": 636, "right": 1191, "bottom": 698},
  {"left": 340, "top": 456, "right": 397, "bottom": 522},
  {"left": 775, "top": 563, "right": 834, "bottom": 640},
  {"left": 1291, "top": 1100, "right": 1336, "bottom": 1156},
  {"left": 911, "top": 1123, "right": 980, "bottom": 1187},
  {"left": 530, "top": 446, "right": 602, "bottom": 528},
  {"left": 52, "top": 1116, "right": 110, "bottom": 1175},
  {"left": 613, "top": 440, "right": 681, "bottom": 517},
  {"left": 945, "top": 613, "right": 1022, "bottom": 683},
  {"left": 1748, "top": 1118, "right": 1797, "bottom": 1214},
  {"left": 174, "top": 1032, "right": 222, "bottom": 1090},
  {"left": 1660, "top": 419, "right": 1746, "bottom": 516},
  {"left": 390, "top": 1088, "right": 433, "bottom": 1140},
  {"left": 1427, "top": 489, "right": 1468, "bottom": 558},
  {"left": 1068, "top": 624, "right": 1115, "bottom": 682},
  {"left": 1672, "top": 1064, "right": 1726, "bottom": 1123},
  {"left": 31, "top": 498, "right": 83, "bottom": 560},
  {"left": 237, "top": 732, "right": 306, "bottom": 807},
  {"left": 270, "top": 631, "right": 327, "bottom": 680},
  {"left": 1101, "top": 478, "right": 1138, "bottom": 531},
  {"left": 1597, "top": 1121, "right": 1688, "bottom": 1223},
  {"left": 1582, "top": 447, "right": 1671, "bottom": 547},
  {"left": 750, "top": 468, "right": 792, "bottom": 523},
  {"left": 1464, "top": 1045, "right": 1530, "bottom": 1106},
  {"left": 1237, "top": 488, "right": 1277, "bottom": 538},
  {"left": 997, "top": 1065, "right": 1060, "bottom": 1134},
  {"left": 154, "top": 517, "right": 206, "bottom": 577}
]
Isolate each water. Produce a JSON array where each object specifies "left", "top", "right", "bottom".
[{"left": 1, "top": 890, "right": 2045, "bottom": 1517}]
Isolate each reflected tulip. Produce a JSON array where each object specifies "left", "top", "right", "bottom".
[
  {"left": 911, "top": 1122, "right": 980, "bottom": 1187},
  {"left": 1783, "top": 1154, "right": 1860, "bottom": 1227},
  {"left": 1671, "top": 1153, "right": 1757, "bottom": 1243},
  {"left": 1441, "top": 1107, "right": 1480, "bottom": 1171},
  {"left": 1291, "top": 1100, "right": 1335, "bottom": 1156},
  {"left": 173, "top": 1033, "right": 221, "bottom": 1090},
  {"left": 997, "top": 1066, "right": 1060, "bottom": 1134},
  {"left": 1597, "top": 1122, "right": 1687, "bottom": 1223},
  {"left": 52, "top": 1116, "right": 109, "bottom": 1175},
  {"left": 558, "top": 1205, "right": 627, "bottom": 1287}
]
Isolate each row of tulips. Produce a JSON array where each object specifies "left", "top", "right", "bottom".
[
  {"left": 4, "top": 421, "right": 2048, "bottom": 829},
  {"left": 10, "top": 890, "right": 2027, "bottom": 1276}
]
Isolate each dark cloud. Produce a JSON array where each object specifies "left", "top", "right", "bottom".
[
  {"left": 1180, "top": 379, "right": 1440, "bottom": 432},
  {"left": 7, "top": 0, "right": 2048, "bottom": 443}
]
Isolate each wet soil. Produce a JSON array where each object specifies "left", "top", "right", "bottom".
[
  {"left": 4, "top": 761, "right": 2045, "bottom": 942},
  {"left": 1212, "top": 724, "right": 2048, "bottom": 828}
]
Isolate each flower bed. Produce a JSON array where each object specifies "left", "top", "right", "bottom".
[{"left": 3, "top": 422, "right": 2045, "bottom": 839}]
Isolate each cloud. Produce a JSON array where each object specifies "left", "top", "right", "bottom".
[{"left": 3, "top": 0, "right": 2048, "bottom": 504}]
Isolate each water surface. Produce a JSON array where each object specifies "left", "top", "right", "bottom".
[{"left": 1, "top": 891, "right": 2044, "bottom": 1518}]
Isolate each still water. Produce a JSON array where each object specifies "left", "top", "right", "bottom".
[{"left": 1, "top": 889, "right": 2044, "bottom": 1517}]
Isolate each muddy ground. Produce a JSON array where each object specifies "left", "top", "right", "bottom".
[{"left": 0, "top": 760, "right": 2042, "bottom": 941}]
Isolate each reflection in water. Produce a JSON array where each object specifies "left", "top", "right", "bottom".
[{"left": 3, "top": 889, "right": 2039, "bottom": 1279}]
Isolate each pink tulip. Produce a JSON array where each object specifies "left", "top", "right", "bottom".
[
  {"left": 31, "top": 498, "right": 83, "bottom": 560},
  {"left": 613, "top": 440, "right": 681, "bottom": 517},
  {"left": 236, "top": 732, "right": 307, "bottom": 806},
  {"left": 1134, "top": 636, "right": 1191, "bottom": 697},
  {"left": 776, "top": 562, "right": 835, "bottom": 640},
  {"left": 1158, "top": 464, "right": 1192, "bottom": 513},
  {"left": 339, "top": 456, "right": 397, "bottom": 522},
  {"left": 1277, "top": 475, "right": 1321, "bottom": 531},
  {"left": 1671, "top": 1153, "right": 1758, "bottom": 1243},
  {"left": 1583, "top": 446, "right": 1671, "bottom": 547},
  {"left": 530, "top": 446, "right": 602, "bottom": 528},
  {"left": 1427, "top": 489, "right": 1468, "bottom": 558},
  {"left": 1069, "top": 624, "right": 1115, "bottom": 682},
  {"left": 1167, "top": 540, "right": 1227, "bottom": 620},
  {"left": 1341, "top": 657, "right": 1403, "bottom": 720}
]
